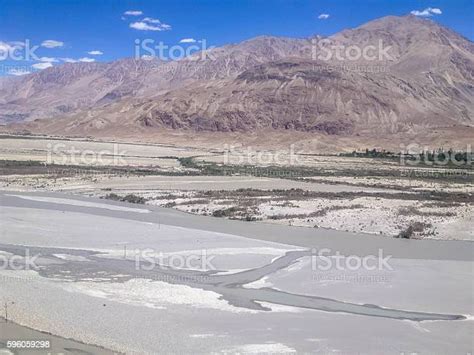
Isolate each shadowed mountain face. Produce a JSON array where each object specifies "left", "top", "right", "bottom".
[{"left": 1, "top": 15, "right": 473, "bottom": 140}]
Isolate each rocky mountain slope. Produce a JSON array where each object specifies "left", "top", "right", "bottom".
[
  {"left": 0, "top": 36, "right": 310, "bottom": 123},
  {"left": 1, "top": 15, "right": 473, "bottom": 145}
]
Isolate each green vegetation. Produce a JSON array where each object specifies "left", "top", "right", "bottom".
[
  {"left": 340, "top": 148, "right": 398, "bottom": 159},
  {"left": 179, "top": 155, "right": 472, "bottom": 183},
  {"left": 341, "top": 148, "right": 473, "bottom": 168}
]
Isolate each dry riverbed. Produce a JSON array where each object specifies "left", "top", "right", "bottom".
[
  {"left": 94, "top": 188, "right": 472, "bottom": 240},
  {"left": 1, "top": 135, "right": 472, "bottom": 241}
]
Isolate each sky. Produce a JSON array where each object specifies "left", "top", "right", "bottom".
[{"left": 0, "top": 0, "right": 473, "bottom": 76}]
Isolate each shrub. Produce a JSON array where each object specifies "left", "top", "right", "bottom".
[
  {"left": 397, "top": 222, "right": 431, "bottom": 239},
  {"left": 212, "top": 207, "right": 237, "bottom": 217},
  {"left": 103, "top": 193, "right": 146, "bottom": 204}
]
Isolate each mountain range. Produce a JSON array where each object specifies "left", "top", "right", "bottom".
[{"left": 1, "top": 15, "right": 473, "bottom": 150}]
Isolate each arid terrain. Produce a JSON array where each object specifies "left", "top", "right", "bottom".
[
  {"left": 0, "top": 7, "right": 473, "bottom": 354},
  {"left": 1, "top": 135, "right": 472, "bottom": 240}
]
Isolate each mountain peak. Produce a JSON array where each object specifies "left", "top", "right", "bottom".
[{"left": 353, "top": 14, "right": 464, "bottom": 39}]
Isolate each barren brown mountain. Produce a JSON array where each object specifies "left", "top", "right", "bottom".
[{"left": 1, "top": 15, "right": 473, "bottom": 150}]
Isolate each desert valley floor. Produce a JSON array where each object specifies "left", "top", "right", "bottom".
[{"left": 0, "top": 135, "right": 472, "bottom": 354}]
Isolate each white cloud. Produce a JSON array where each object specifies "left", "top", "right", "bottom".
[
  {"left": 141, "top": 55, "right": 155, "bottom": 61},
  {"left": 129, "top": 20, "right": 171, "bottom": 31},
  {"left": 179, "top": 38, "right": 197, "bottom": 43},
  {"left": 7, "top": 68, "right": 31, "bottom": 76},
  {"left": 41, "top": 40, "right": 64, "bottom": 48},
  {"left": 410, "top": 7, "right": 442, "bottom": 16},
  {"left": 60, "top": 57, "right": 78, "bottom": 63},
  {"left": 78, "top": 57, "right": 95, "bottom": 62},
  {"left": 32, "top": 62, "right": 53, "bottom": 70},
  {"left": 130, "top": 22, "right": 155, "bottom": 31},
  {"left": 60, "top": 57, "right": 97, "bottom": 63},
  {"left": 142, "top": 17, "right": 161, "bottom": 24},
  {"left": 318, "top": 13, "right": 330, "bottom": 20},
  {"left": 124, "top": 10, "right": 143, "bottom": 16},
  {"left": 39, "top": 57, "right": 59, "bottom": 62},
  {"left": 87, "top": 50, "right": 103, "bottom": 55}
]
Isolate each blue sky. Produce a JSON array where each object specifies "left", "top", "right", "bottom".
[{"left": 1, "top": 0, "right": 473, "bottom": 76}]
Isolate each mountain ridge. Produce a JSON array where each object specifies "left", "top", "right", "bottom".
[{"left": 1, "top": 15, "right": 473, "bottom": 149}]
